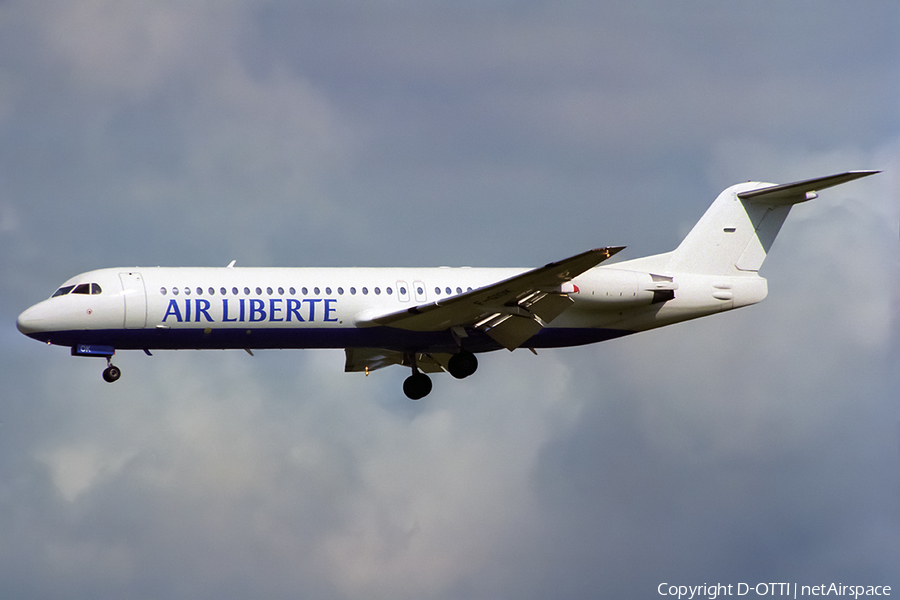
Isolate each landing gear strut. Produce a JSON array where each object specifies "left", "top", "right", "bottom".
[{"left": 102, "top": 357, "right": 121, "bottom": 383}]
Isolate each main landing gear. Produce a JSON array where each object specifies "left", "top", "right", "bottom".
[
  {"left": 102, "top": 357, "right": 121, "bottom": 383},
  {"left": 403, "top": 371, "right": 432, "bottom": 400},
  {"left": 402, "top": 350, "right": 479, "bottom": 400},
  {"left": 447, "top": 350, "right": 478, "bottom": 379}
]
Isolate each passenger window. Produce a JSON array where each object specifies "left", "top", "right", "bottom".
[
  {"left": 52, "top": 285, "right": 75, "bottom": 298},
  {"left": 456, "top": 287, "right": 462, "bottom": 294},
  {"left": 184, "top": 287, "right": 191, "bottom": 296},
  {"left": 386, "top": 287, "right": 392, "bottom": 295},
  {"left": 278, "top": 287, "right": 284, "bottom": 295},
  {"left": 232, "top": 287, "right": 238, "bottom": 295},
  {"left": 220, "top": 287, "right": 227, "bottom": 295},
  {"left": 337, "top": 287, "right": 344, "bottom": 295},
  {"left": 173, "top": 288, "right": 179, "bottom": 296},
  {"left": 267, "top": 287, "right": 273, "bottom": 295},
  {"left": 350, "top": 287, "right": 356, "bottom": 295},
  {"left": 435, "top": 287, "right": 441, "bottom": 295},
  {"left": 196, "top": 287, "right": 203, "bottom": 295},
  {"left": 362, "top": 287, "right": 368, "bottom": 295},
  {"left": 209, "top": 288, "right": 216, "bottom": 296},
  {"left": 289, "top": 287, "right": 295, "bottom": 295},
  {"left": 374, "top": 287, "right": 381, "bottom": 295},
  {"left": 302, "top": 287, "right": 308, "bottom": 295},
  {"left": 314, "top": 287, "right": 321, "bottom": 295},
  {"left": 72, "top": 283, "right": 91, "bottom": 295},
  {"left": 325, "top": 287, "right": 332, "bottom": 295},
  {"left": 244, "top": 287, "right": 250, "bottom": 295},
  {"left": 160, "top": 287, "right": 167, "bottom": 296}
]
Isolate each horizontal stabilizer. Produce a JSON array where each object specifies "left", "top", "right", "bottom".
[{"left": 737, "top": 170, "right": 879, "bottom": 205}]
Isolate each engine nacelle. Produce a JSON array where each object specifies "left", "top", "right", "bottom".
[{"left": 569, "top": 268, "right": 676, "bottom": 307}]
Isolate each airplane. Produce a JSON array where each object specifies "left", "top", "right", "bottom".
[{"left": 17, "top": 171, "right": 878, "bottom": 399}]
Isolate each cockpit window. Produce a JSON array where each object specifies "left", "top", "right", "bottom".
[
  {"left": 53, "top": 283, "right": 102, "bottom": 297},
  {"left": 52, "top": 285, "right": 75, "bottom": 298}
]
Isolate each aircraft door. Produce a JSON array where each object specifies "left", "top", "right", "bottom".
[{"left": 119, "top": 272, "right": 147, "bottom": 328}]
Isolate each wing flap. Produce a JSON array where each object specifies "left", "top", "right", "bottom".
[
  {"left": 521, "top": 291, "right": 574, "bottom": 324},
  {"left": 477, "top": 313, "right": 544, "bottom": 351},
  {"left": 344, "top": 347, "right": 403, "bottom": 372},
  {"left": 344, "top": 348, "right": 450, "bottom": 374}
]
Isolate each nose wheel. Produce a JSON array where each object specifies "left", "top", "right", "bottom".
[{"left": 102, "top": 358, "right": 121, "bottom": 383}]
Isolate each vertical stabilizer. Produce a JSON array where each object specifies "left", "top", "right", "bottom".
[{"left": 664, "top": 171, "right": 878, "bottom": 276}]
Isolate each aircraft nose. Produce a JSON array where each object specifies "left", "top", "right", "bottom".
[{"left": 17, "top": 304, "right": 46, "bottom": 335}]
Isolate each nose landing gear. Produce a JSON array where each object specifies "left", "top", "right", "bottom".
[
  {"left": 102, "top": 357, "right": 121, "bottom": 383},
  {"left": 71, "top": 344, "right": 121, "bottom": 383}
]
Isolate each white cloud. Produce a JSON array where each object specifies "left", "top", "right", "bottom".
[
  {"left": 5, "top": 0, "right": 365, "bottom": 268},
  {"left": 37, "top": 443, "right": 137, "bottom": 503},
  {"left": 39, "top": 0, "right": 239, "bottom": 96},
  {"left": 15, "top": 347, "right": 584, "bottom": 598}
]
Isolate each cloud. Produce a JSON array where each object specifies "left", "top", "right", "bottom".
[
  {"left": 38, "top": 0, "right": 237, "bottom": 96},
  {"left": 4, "top": 1, "right": 361, "bottom": 270},
  {"left": 2, "top": 347, "right": 582, "bottom": 598}
]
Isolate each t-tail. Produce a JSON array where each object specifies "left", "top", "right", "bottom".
[{"left": 641, "top": 171, "right": 879, "bottom": 276}]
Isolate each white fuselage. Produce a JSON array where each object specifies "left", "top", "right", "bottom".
[{"left": 16, "top": 262, "right": 767, "bottom": 354}]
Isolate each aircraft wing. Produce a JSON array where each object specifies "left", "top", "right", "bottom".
[{"left": 358, "top": 246, "right": 624, "bottom": 350}]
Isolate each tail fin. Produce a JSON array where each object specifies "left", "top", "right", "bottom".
[{"left": 664, "top": 171, "right": 878, "bottom": 276}]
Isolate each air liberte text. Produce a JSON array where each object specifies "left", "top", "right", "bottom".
[{"left": 162, "top": 298, "right": 339, "bottom": 323}]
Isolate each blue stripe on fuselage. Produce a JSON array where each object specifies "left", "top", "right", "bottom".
[{"left": 24, "top": 326, "right": 634, "bottom": 354}]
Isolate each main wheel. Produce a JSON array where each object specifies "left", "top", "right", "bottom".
[
  {"left": 102, "top": 365, "right": 121, "bottom": 383},
  {"left": 403, "top": 372, "right": 433, "bottom": 400},
  {"left": 447, "top": 350, "right": 478, "bottom": 379}
]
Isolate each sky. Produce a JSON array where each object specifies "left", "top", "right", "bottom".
[{"left": 1, "top": 1, "right": 899, "bottom": 598}]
